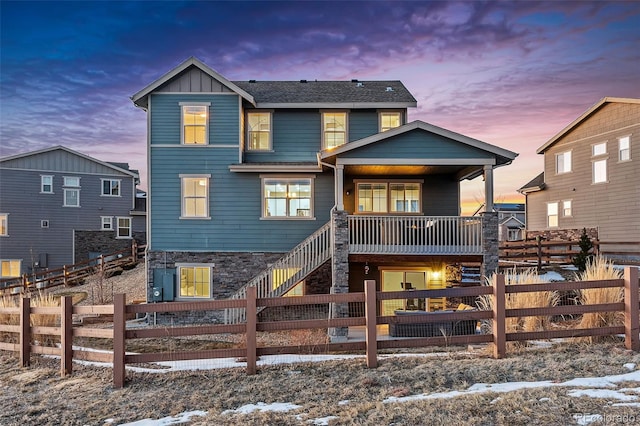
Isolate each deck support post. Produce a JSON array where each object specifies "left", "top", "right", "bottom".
[
  {"left": 624, "top": 266, "right": 639, "bottom": 351},
  {"left": 329, "top": 209, "right": 350, "bottom": 342}
]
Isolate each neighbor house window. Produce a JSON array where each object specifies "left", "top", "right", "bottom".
[
  {"left": 41, "top": 175, "right": 53, "bottom": 193},
  {"left": 593, "top": 159, "right": 607, "bottom": 183},
  {"left": 556, "top": 151, "right": 571, "bottom": 174},
  {"left": 116, "top": 217, "right": 131, "bottom": 238},
  {"left": 180, "top": 175, "right": 210, "bottom": 218},
  {"left": 0, "top": 259, "right": 21, "bottom": 277},
  {"left": 547, "top": 202, "right": 558, "bottom": 227},
  {"left": 247, "top": 112, "right": 272, "bottom": 151},
  {"left": 619, "top": 135, "right": 631, "bottom": 161},
  {"left": 178, "top": 265, "right": 211, "bottom": 298},
  {"left": 356, "top": 181, "right": 422, "bottom": 213},
  {"left": 101, "top": 216, "right": 113, "bottom": 230},
  {"left": 592, "top": 142, "right": 607, "bottom": 156},
  {"left": 562, "top": 200, "right": 572, "bottom": 217},
  {"left": 262, "top": 177, "right": 313, "bottom": 219},
  {"left": 181, "top": 103, "right": 209, "bottom": 145},
  {"left": 0, "top": 214, "right": 7, "bottom": 236},
  {"left": 380, "top": 111, "right": 401, "bottom": 132},
  {"left": 101, "top": 179, "right": 121, "bottom": 196},
  {"left": 322, "top": 112, "right": 347, "bottom": 149},
  {"left": 63, "top": 176, "right": 80, "bottom": 207}
]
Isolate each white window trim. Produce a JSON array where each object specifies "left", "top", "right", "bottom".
[
  {"left": 321, "top": 110, "right": 349, "bottom": 150},
  {"left": 63, "top": 188, "right": 81, "bottom": 207},
  {"left": 547, "top": 202, "right": 559, "bottom": 228},
  {"left": 176, "top": 263, "right": 214, "bottom": 299},
  {"left": 378, "top": 110, "right": 402, "bottom": 132},
  {"left": 618, "top": 134, "right": 631, "bottom": 162},
  {"left": 179, "top": 102, "right": 210, "bottom": 146},
  {"left": 116, "top": 216, "right": 132, "bottom": 239},
  {"left": 354, "top": 179, "right": 424, "bottom": 215},
  {"left": 260, "top": 175, "right": 316, "bottom": 220},
  {"left": 101, "top": 179, "right": 122, "bottom": 197},
  {"left": 0, "top": 259, "right": 21, "bottom": 278},
  {"left": 0, "top": 213, "right": 8, "bottom": 236},
  {"left": 101, "top": 216, "right": 113, "bottom": 231},
  {"left": 41, "top": 175, "right": 54, "bottom": 194},
  {"left": 592, "top": 158, "right": 608, "bottom": 184},
  {"left": 555, "top": 151, "right": 572, "bottom": 174},
  {"left": 63, "top": 176, "right": 81, "bottom": 187},
  {"left": 246, "top": 110, "right": 273, "bottom": 151},
  {"left": 179, "top": 174, "right": 211, "bottom": 219},
  {"left": 562, "top": 200, "right": 572, "bottom": 217},
  {"left": 591, "top": 141, "right": 607, "bottom": 157}
]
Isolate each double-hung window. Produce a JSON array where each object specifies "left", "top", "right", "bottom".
[
  {"left": 262, "top": 177, "right": 313, "bottom": 219},
  {"left": 555, "top": 151, "right": 571, "bottom": 174},
  {"left": 322, "top": 112, "right": 347, "bottom": 149},
  {"left": 619, "top": 135, "right": 631, "bottom": 161},
  {"left": 116, "top": 217, "right": 132, "bottom": 238},
  {"left": 101, "top": 216, "right": 113, "bottom": 231},
  {"left": 0, "top": 213, "right": 7, "bottom": 236},
  {"left": 356, "top": 181, "right": 422, "bottom": 214},
  {"left": 562, "top": 200, "right": 572, "bottom": 217},
  {"left": 41, "top": 175, "right": 53, "bottom": 193},
  {"left": 247, "top": 112, "right": 272, "bottom": 151},
  {"left": 379, "top": 111, "right": 401, "bottom": 132},
  {"left": 101, "top": 179, "right": 121, "bottom": 196},
  {"left": 178, "top": 264, "right": 212, "bottom": 298},
  {"left": 63, "top": 176, "right": 80, "bottom": 207},
  {"left": 1, "top": 259, "right": 21, "bottom": 277},
  {"left": 547, "top": 202, "right": 558, "bottom": 227},
  {"left": 181, "top": 103, "right": 209, "bottom": 145},
  {"left": 180, "top": 175, "right": 210, "bottom": 218},
  {"left": 592, "top": 142, "right": 607, "bottom": 184}
]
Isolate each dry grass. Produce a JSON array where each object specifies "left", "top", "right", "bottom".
[
  {"left": 0, "top": 295, "right": 19, "bottom": 343},
  {"left": 576, "top": 255, "right": 624, "bottom": 341},
  {"left": 479, "top": 268, "right": 559, "bottom": 349},
  {"left": 0, "top": 292, "right": 60, "bottom": 346}
]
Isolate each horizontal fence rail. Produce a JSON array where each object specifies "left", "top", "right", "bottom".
[
  {"left": 348, "top": 215, "right": 483, "bottom": 255},
  {"left": 0, "top": 267, "right": 638, "bottom": 388}
]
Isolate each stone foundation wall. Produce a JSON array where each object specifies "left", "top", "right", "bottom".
[
  {"left": 481, "top": 212, "right": 499, "bottom": 280},
  {"left": 525, "top": 228, "right": 598, "bottom": 241},
  {"left": 74, "top": 230, "right": 146, "bottom": 263}
]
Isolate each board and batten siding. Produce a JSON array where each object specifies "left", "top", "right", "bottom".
[
  {"left": 527, "top": 102, "right": 640, "bottom": 243},
  {"left": 149, "top": 147, "right": 334, "bottom": 252},
  {"left": 338, "top": 129, "right": 496, "bottom": 160},
  {"left": 150, "top": 94, "right": 240, "bottom": 146},
  {"left": 0, "top": 167, "right": 136, "bottom": 273}
]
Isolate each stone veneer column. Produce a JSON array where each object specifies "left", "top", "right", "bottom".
[
  {"left": 329, "top": 209, "right": 349, "bottom": 342},
  {"left": 481, "top": 211, "right": 499, "bottom": 281}
]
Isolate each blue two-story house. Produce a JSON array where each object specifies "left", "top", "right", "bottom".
[{"left": 132, "top": 57, "right": 517, "bottom": 326}]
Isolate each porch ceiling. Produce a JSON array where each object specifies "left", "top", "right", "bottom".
[{"left": 344, "top": 164, "right": 482, "bottom": 179}]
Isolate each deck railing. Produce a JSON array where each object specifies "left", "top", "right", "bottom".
[{"left": 348, "top": 215, "right": 483, "bottom": 255}]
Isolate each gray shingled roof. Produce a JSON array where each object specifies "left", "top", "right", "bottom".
[
  {"left": 518, "top": 172, "right": 545, "bottom": 192},
  {"left": 232, "top": 80, "right": 416, "bottom": 104}
]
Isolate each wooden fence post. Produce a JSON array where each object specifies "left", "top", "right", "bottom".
[
  {"left": 61, "top": 296, "right": 73, "bottom": 376},
  {"left": 246, "top": 286, "right": 257, "bottom": 375},
  {"left": 131, "top": 240, "right": 137, "bottom": 260},
  {"left": 20, "top": 297, "right": 31, "bottom": 367},
  {"left": 536, "top": 236, "right": 542, "bottom": 273},
  {"left": 22, "top": 274, "right": 28, "bottom": 292},
  {"left": 63, "top": 265, "right": 68, "bottom": 287},
  {"left": 624, "top": 266, "right": 639, "bottom": 351},
  {"left": 492, "top": 274, "right": 506, "bottom": 359},
  {"left": 113, "top": 293, "right": 126, "bottom": 388},
  {"left": 364, "top": 280, "right": 378, "bottom": 368}
]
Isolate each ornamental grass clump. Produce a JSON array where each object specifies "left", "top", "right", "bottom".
[
  {"left": 0, "top": 295, "right": 19, "bottom": 343},
  {"left": 478, "top": 268, "right": 559, "bottom": 340},
  {"left": 575, "top": 255, "right": 623, "bottom": 341},
  {"left": 30, "top": 291, "right": 60, "bottom": 346}
]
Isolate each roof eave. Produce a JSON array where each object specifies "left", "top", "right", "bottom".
[{"left": 255, "top": 102, "right": 417, "bottom": 109}]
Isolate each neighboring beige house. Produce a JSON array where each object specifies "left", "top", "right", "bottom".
[{"left": 519, "top": 97, "right": 640, "bottom": 251}]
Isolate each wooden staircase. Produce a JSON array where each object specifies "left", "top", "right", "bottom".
[{"left": 225, "top": 221, "right": 332, "bottom": 324}]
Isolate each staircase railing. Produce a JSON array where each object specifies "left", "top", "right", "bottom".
[{"left": 225, "top": 221, "right": 332, "bottom": 324}]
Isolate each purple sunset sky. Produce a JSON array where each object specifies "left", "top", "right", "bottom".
[{"left": 1, "top": 1, "right": 639, "bottom": 212}]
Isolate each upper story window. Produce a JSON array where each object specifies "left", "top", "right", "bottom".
[
  {"left": 41, "top": 175, "right": 53, "bottom": 193},
  {"left": 547, "top": 202, "right": 558, "bottom": 227},
  {"left": 181, "top": 103, "right": 209, "bottom": 145},
  {"left": 592, "top": 142, "right": 607, "bottom": 156},
  {"left": 63, "top": 176, "right": 80, "bottom": 207},
  {"left": 262, "top": 177, "right": 313, "bottom": 219},
  {"left": 177, "top": 264, "right": 212, "bottom": 299},
  {"left": 555, "top": 151, "right": 571, "bottom": 174},
  {"left": 180, "top": 175, "right": 210, "bottom": 219},
  {"left": 101, "top": 179, "right": 121, "bottom": 196},
  {"left": 356, "top": 181, "right": 422, "bottom": 214},
  {"left": 116, "top": 217, "right": 132, "bottom": 239},
  {"left": 593, "top": 159, "right": 607, "bottom": 184},
  {"left": 247, "top": 112, "right": 272, "bottom": 151},
  {"left": 0, "top": 213, "right": 7, "bottom": 236},
  {"left": 380, "top": 112, "right": 401, "bottom": 132},
  {"left": 322, "top": 112, "right": 347, "bottom": 149},
  {"left": 619, "top": 135, "right": 631, "bottom": 161}
]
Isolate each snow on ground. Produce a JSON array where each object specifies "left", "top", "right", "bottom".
[{"left": 537, "top": 271, "right": 565, "bottom": 281}]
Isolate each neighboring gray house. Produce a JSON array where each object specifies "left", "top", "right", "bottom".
[
  {"left": 0, "top": 146, "right": 144, "bottom": 278},
  {"left": 495, "top": 203, "right": 526, "bottom": 241},
  {"left": 131, "top": 57, "right": 518, "bottom": 322}
]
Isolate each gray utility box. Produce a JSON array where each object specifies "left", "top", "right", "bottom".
[{"left": 152, "top": 269, "right": 175, "bottom": 302}]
